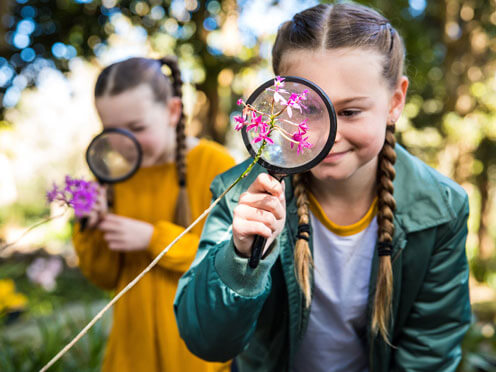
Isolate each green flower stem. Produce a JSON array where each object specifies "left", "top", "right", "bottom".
[
  {"left": 39, "top": 142, "right": 267, "bottom": 372},
  {"left": 273, "top": 103, "right": 288, "bottom": 118}
]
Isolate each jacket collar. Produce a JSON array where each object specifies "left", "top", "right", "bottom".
[{"left": 393, "top": 145, "right": 455, "bottom": 233}]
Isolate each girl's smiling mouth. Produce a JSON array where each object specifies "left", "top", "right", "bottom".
[{"left": 323, "top": 149, "right": 351, "bottom": 162}]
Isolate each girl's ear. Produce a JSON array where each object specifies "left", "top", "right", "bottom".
[
  {"left": 388, "top": 76, "right": 409, "bottom": 123},
  {"left": 167, "top": 96, "right": 182, "bottom": 127}
]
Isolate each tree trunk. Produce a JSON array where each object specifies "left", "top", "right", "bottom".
[
  {"left": 0, "top": 0, "right": 12, "bottom": 58},
  {"left": 475, "top": 139, "right": 496, "bottom": 261},
  {"left": 477, "top": 172, "right": 494, "bottom": 260}
]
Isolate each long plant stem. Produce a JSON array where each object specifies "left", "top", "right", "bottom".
[
  {"left": 0, "top": 208, "right": 69, "bottom": 252},
  {"left": 39, "top": 143, "right": 267, "bottom": 372}
]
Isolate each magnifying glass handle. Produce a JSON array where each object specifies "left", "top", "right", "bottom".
[
  {"left": 248, "top": 172, "right": 285, "bottom": 269},
  {"left": 80, "top": 217, "right": 89, "bottom": 232},
  {"left": 248, "top": 235, "right": 267, "bottom": 268}
]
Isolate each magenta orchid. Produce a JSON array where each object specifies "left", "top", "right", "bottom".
[
  {"left": 274, "top": 75, "right": 285, "bottom": 90},
  {"left": 291, "top": 129, "right": 312, "bottom": 154},
  {"left": 233, "top": 76, "right": 313, "bottom": 155},
  {"left": 233, "top": 115, "right": 246, "bottom": 131},
  {"left": 298, "top": 119, "right": 309, "bottom": 133},
  {"left": 246, "top": 113, "right": 268, "bottom": 133},
  {"left": 253, "top": 128, "right": 274, "bottom": 144}
]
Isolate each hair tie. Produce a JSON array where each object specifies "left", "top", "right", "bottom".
[
  {"left": 296, "top": 234, "right": 310, "bottom": 241},
  {"left": 378, "top": 241, "right": 393, "bottom": 256},
  {"left": 298, "top": 224, "right": 310, "bottom": 234},
  {"left": 296, "top": 223, "right": 311, "bottom": 241}
]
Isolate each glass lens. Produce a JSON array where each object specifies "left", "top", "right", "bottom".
[
  {"left": 87, "top": 131, "right": 141, "bottom": 182},
  {"left": 244, "top": 80, "right": 332, "bottom": 171}
]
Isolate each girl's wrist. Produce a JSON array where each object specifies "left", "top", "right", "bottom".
[{"left": 233, "top": 244, "right": 250, "bottom": 259}]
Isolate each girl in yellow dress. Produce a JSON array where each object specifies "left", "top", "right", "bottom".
[{"left": 73, "top": 56, "right": 234, "bottom": 372}]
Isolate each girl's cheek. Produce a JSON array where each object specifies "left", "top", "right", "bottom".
[{"left": 135, "top": 136, "right": 154, "bottom": 154}]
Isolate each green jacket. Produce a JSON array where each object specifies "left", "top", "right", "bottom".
[{"left": 174, "top": 145, "right": 471, "bottom": 372}]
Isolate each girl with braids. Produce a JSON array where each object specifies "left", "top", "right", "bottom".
[
  {"left": 72, "top": 56, "right": 234, "bottom": 372},
  {"left": 175, "top": 3, "right": 471, "bottom": 372}
]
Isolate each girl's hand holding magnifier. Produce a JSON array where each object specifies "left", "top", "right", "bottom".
[
  {"left": 98, "top": 214, "right": 154, "bottom": 252},
  {"left": 232, "top": 173, "right": 286, "bottom": 257}
]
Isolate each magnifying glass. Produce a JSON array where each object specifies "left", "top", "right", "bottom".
[
  {"left": 241, "top": 76, "right": 337, "bottom": 268},
  {"left": 80, "top": 128, "right": 142, "bottom": 230}
]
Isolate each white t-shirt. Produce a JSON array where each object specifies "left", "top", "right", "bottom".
[{"left": 293, "top": 193, "right": 378, "bottom": 372}]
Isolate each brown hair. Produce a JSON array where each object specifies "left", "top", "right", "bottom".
[
  {"left": 95, "top": 57, "right": 191, "bottom": 227},
  {"left": 275, "top": 3, "right": 405, "bottom": 341}
]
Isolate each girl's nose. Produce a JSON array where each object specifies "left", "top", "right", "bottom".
[{"left": 334, "top": 126, "right": 342, "bottom": 143}]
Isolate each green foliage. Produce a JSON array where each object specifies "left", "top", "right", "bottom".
[
  {"left": 459, "top": 317, "right": 496, "bottom": 372},
  {"left": 0, "top": 253, "right": 109, "bottom": 319},
  {"left": 0, "top": 303, "right": 110, "bottom": 372}
]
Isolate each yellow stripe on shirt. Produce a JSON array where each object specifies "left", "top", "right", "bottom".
[{"left": 308, "top": 192, "right": 378, "bottom": 236}]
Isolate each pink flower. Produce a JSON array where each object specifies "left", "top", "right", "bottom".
[
  {"left": 291, "top": 130, "right": 303, "bottom": 144},
  {"left": 237, "top": 98, "right": 244, "bottom": 106},
  {"left": 274, "top": 76, "right": 285, "bottom": 92},
  {"left": 253, "top": 128, "right": 274, "bottom": 144},
  {"left": 286, "top": 90, "right": 308, "bottom": 110},
  {"left": 27, "top": 257, "right": 63, "bottom": 291},
  {"left": 287, "top": 93, "right": 299, "bottom": 105},
  {"left": 234, "top": 115, "right": 246, "bottom": 131},
  {"left": 246, "top": 113, "right": 267, "bottom": 133},
  {"left": 291, "top": 129, "right": 313, "bottom": 154},
  {"left": 298, "top": 119, "right": 308, "bottom": 133},
  {"left": 273, "top": 91, "right": 287, "bottom": 105}
]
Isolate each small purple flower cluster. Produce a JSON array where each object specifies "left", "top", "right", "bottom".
[
  {"left": 233, "top": 76, "right": 313, "bottom": 153},
  {"left": 46, "top": 176, "right": 98, "bottom": 217}
]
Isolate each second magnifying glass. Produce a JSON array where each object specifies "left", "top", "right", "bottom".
[{"left": 80, "top": 128, "right": 142, "bottom": 230}]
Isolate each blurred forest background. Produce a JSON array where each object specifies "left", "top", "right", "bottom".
[{"left": 0, "top": 0, "right": 495, "bottom": 370}]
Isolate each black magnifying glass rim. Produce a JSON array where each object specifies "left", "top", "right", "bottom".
[
  {"left": 85, "top": 127, "right": 143, "bottom": 184},
  {"left": 241, "top": 75, "right": 337, "bottom": 175}
]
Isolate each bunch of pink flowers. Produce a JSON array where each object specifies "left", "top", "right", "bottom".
[{"left": 233, "top": 76, "right": 312, "bottom": 154}]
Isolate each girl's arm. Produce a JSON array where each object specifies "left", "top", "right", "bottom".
[
  {"left": 72, "top": 223, "right": 123, "bottom": 291},
  {"left": 146, "top": 149, "right": 237, "bottom": 273},
  {"left": 173, "top": 173, "right": 282, "bottom": 362},
  {"left": 392, "top": 197, "right": 471, "bottom": 371},
  {"left": 146, "top": 221, "right": 208, "bottom": 273}
]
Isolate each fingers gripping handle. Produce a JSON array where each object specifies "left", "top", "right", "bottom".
[{"left": 247, "top": 172, "right": 284, "bottom": 269}]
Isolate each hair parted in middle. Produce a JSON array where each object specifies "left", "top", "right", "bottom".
[{"left": 271, "top": 2, "right": 405, "bottom": 342}]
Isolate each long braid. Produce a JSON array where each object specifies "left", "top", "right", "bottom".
[
  {"left": 372, "top": 124, "right": 397, "bottom": 342},
  {"left": 293, "top": 173, "right": 313, "bottom": 308},
  {"left": 160, "top": 57, "right": 191, "bottom": 227}
]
